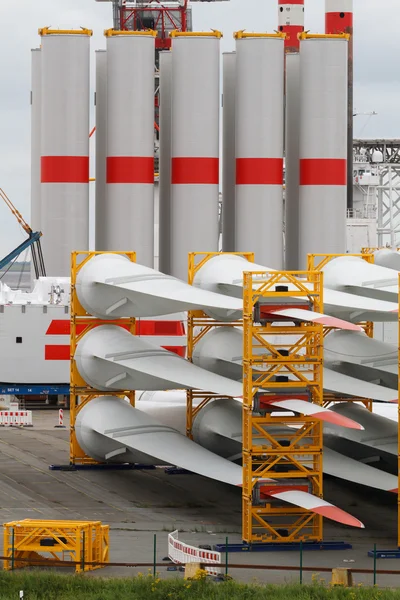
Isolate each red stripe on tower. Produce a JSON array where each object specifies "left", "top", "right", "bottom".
[
  {"left": 236, "top": 158, "right": 283, "bottom": 185},
  {"left": 41, "top": 157, "right": 89, "bottom": 184},
  {"left": 171, "top": 157, "right": 219, "bottom": 185},
  {"left": 106, "top": 157, "right": 154, "bottom": 184},
  {"left": 278, "top": 0, "right": 304, "bottom": 53},
  {"left": 300, "top": 159, "right": 347, "bottom": 186}
]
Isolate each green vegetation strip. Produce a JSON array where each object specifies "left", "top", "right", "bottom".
[{"left": 0, "top": 572, "right": 396, "bottom": 600}]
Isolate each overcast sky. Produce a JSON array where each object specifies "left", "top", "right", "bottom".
[{"left": 0, "top": 0, "right": 398, "bottom": 258}]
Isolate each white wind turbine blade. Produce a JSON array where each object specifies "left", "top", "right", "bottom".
[
  {"left": 374, "top": 249, "right": 400, "bottom": 271},
  {"left": 189, "top": 398, "right": 397, "bottom": 494},
  {"left": 75, "top": 396, "right": 363, "bottom": 528},
  {"left": 193, "top": 254, "right": 398, "bottom": 324},
  {"left": 75, "top": 325, "right": 243, "bottom": 396},
  {"left": 324, "top": 402, "right": 397, "bottom": 457},
  {"left": 324, "top": 330, "right": 398, "bottom": 387},
  {"left": 322, "top": 256, "right": 399, "bottom": 300},
  {"left": 192, "top": 326, "right": 397, "bottom": 405},
  {"left": 76, "top": 253, "right": 242, "bottom": 319}
]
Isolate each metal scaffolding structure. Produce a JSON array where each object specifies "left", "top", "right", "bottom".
[
  {"left": 242, "top": 270, "right": 324, "bottom": 544},
  {"left": 398, "top": 273, "right": 400, "bottom": 548},
  {"left": 70, "top": 251, "right": 136, "bottom": 465},
  {"left": 352, "top": 140, "right": 400, "bottom": 248},
  {"left": 3, "top": 519, "right": 109, "bottom": 573},
  {"left": 186, "top": 252, "right": 254, "bottom": 438}
]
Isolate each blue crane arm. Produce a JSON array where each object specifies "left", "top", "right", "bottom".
[{"left": 0, "top": 232, "right": 42, "bottom": 271}]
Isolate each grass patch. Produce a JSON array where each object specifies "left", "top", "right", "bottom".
[{"left": 0, "top": 571, "right": 398, "bottom": 600}]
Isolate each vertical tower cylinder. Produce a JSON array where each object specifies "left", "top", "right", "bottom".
[
  {"left": 325, "top": 0, "right": 353, "bottom": 211},
  {"left": 222, "top": 52, "right": 236, "bottom": 252},
  {"left": 31, "top": 49, "right": 41, "bottom": 234},
  {"left": 40, "top": 28, "right": 91, "bottom": 276},
  {"left": 30, "top": 48, "right": 41, "bottom": 286},
  {"left": 298, "top": 34, "right": 349, "bottom": 268},
  {"left": 234, "top": 33, "right": 285, "bottom": 268},
  {"left": 95, "top": 50, "right": 107, "bottom": 251},
  {"left": 278, "top": 0, "right": 304, "bottom": 53},
  {"left": 158, "top": 51, "right": 172, "bottom": 274},
  {"left": 105, "top": 30, "right": 156, "bottom": 267},
  {"left": 284, "top": 52, "right": 300, "bottom": 270},
  {"left": 170, "top": 32, "right": 221, "bottom": 281}
]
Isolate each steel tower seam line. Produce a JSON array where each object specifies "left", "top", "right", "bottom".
[
  {"left": 104, "top": 29, "right": 156, "bottom": 267},
  {"left": 170, "top": 32, "right": 221, "bottom": 280},
  {"left": 222, "top": 52, "right": 236, "bottom": 252},
  {"left": 95, "top": 50, "right": 107, "bottom": 251},
  {"left": 284, "top": 53, "right": 300, "bottom": 270},
  {"left": 234, "top": 33, "right": 285, "bottom": 269},
  {"left": 39, "top": 28, "right": 92, "bottom": 276},
  {"left": 298, "top": 34, "right": 349, "bottom": 269},
  {"left": 158, "top": 51, "right": 173, "bottom": 274},
  {"left": 325, "top": 0, "right": 353, "bottom": 211},
  {"left": 278, "top": 0, "right": 304, "bottom": 53}
]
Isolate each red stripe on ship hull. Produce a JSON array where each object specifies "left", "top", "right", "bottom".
[
  {"left": 45, "top": 320, "right": 186, "bottom": 360},
  {"left": 278, "top": 0, "right": 304, "bottom": 4},
  {"left": 171, "top": 157, "right": 219, "bottom": 185},
  {"left": 45, "top": 345, "right": 70, "bottom": 361},
  {"left": 46, "top": 320, "right": 185, "bottom": 336},
  {"left": 300, "top": 158, "right": 346, "bottom": 186},
  {"left": 106, "top": 157, "right": 154, "bottom": 184},
  {"left": 236, "top": 158, "right": 284, "bottom": 185},
  {"left": 41, "top": 156, "right": 89, "bottom": 184},
  {"left": 326, "top": 12, "right": 353, "bottom": 33}
]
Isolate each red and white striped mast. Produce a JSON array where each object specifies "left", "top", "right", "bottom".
[
  {"left": 325, "top": 0, "right": 354, "bottom": 211},
  {"left": 278, "top": 0, "right": 304, "bottom": 53}
]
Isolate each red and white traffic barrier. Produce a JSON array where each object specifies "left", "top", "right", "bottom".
[
  {"left": 0, "top": 411, "right": 33, "bottom": 427},
  {"left": 55, "top": 408, "right": 66, "bottom": 429},
  {"left": 168, "top": 530, "right": 222, "bottom": 576}
]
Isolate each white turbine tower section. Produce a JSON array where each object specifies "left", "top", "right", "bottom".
[
  {"left": 76, "top": 253, "right": 243, "bottom": 319},
  {"left": 192, "top": 326, "right": 397, "bottom": 403},
  {"left": 222, "top": 52, "right": 236, "bottom": 252},
  {"left": 235, "top": 33, "right": 285, "bottom": 268},
  {"left": 193, "top": 254, "right": 398, "bottom": 323},
  {"left": 75, "top": 325, "right": 243, "bottom": 396},
  {"left": 284, "top": 53, "right": 300, "bottom": 270},
  {"left": 170, "top": 33, "right": 221, "bottom": 280},
  {"left": 40, "top": 28, "right": 91, "bottom": 276},
  {"left": 95, "top": 49, "right": 107, "bottom": 251},
  {"left": 298, "top": 35, "right": 348, "bottom": 268},
  {"left": 105, "top": 31, "right": 155, "bottom": 266},
  {"left": 75, "top": 396, "right": 364, "bottom": 528},
  {"left": 158, "top": 51, "right": 172, "bottom": 274}
]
